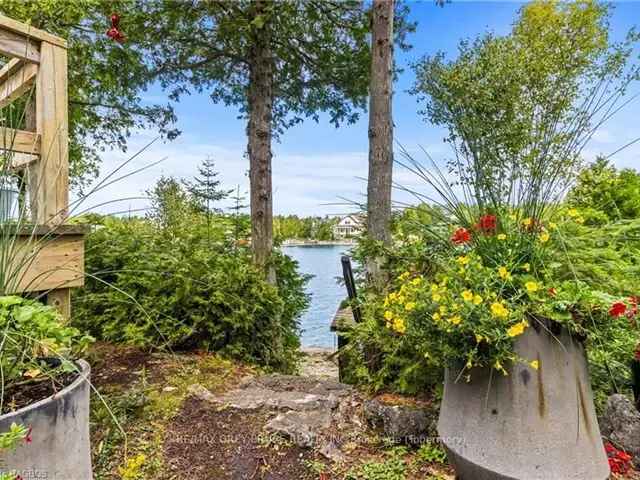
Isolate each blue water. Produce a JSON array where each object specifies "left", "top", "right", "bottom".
[{"left": 283, "top": 245, "right": 348, "bottom": 348}]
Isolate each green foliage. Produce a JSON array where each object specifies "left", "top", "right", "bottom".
[
  {"left": 412, "top": 0, "right": 637, "bottom": 205},
  {"left": 0, "top": 422, "right": 29, "bottom": 480},
  {"left": 415, "top": 442, "right": 447, "bottom": 465},
  {"left": 0, "top": 296, "right": 93, "bottom": 391},
  {"left": 273, "top": 215, "right": 338, "bottom": 242},
  {"left": 568, "top": 158, "right": 640, "bottom": 223},
  {"left": 182, "top": 157, "right": 231, "bottom": 214},
  {"left": 73, "top": 180, "right": 309, "bottom": 372},
  {"left": 0, "top": 0, "right": 178, "bottom": 188},
  {"left": 346, "top": 447, "right": 407, "bottom": 480}
]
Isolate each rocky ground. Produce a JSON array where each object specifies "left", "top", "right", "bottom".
[
  {"left": 87, "top": 343, "right": 640, "bottom": 479},
  {"left": 88, "top": 343, "right": 453, "bottom": 480}
]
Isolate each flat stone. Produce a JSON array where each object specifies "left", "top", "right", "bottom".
[
  {"left": 600, "top": 394, "right": 640, "bottom": 464},
  {"left": 242, "top": 374, "right": 352, "bottom": 397},
  {"left": 319, "top": 439, "right": 347, "bottom": 463},
  {"left": 364, "top": 398, "right": 437, "bottom": 445},
  {"left": 265, "top": 410, "right": 332, "bottom": 448}
]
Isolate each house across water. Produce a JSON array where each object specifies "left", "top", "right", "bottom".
[{"left": 332, "top": 214, "right": 364, "bottom": 238}]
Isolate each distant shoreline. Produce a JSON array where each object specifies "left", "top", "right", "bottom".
[{"left": 281, "top": 239, "right": 357, "bottom": 247}]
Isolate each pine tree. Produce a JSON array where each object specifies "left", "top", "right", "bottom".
[{"left": 183, "top": 157, "right": 231, "bottom": 215}]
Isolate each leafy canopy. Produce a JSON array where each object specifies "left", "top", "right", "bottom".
[
  {"left": 568, "top": 158, "right": 640, "bottom": 222},
  {"left": 412, "top": 0, "right": 638, "bottom": 215},
  {"left": 0, "top": 0, "right": 178, "bottom": 188}
]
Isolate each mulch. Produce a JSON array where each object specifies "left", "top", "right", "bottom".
[{"left": 163, "top": 396, "right": 319, "bottom": 480}]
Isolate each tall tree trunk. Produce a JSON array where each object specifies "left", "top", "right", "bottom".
[
  {"left": 366, "top": 0, "right": 395, "bottom": 288},
  {"left": 247, "top": 0, "right": 275, "bottom": 282}
]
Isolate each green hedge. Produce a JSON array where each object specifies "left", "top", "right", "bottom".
[{"left": 72, "top": 216, "right": 309, "bottom": 372}]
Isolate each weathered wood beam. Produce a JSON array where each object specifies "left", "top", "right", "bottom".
[
  {"left": 0, "top": 27, "right": 40, "bottom": 63},
  {"left": 0, "top": 14, "right": 67, "bottom": 49},
  {"left": 0, "top": 127, "right": 41, "bottom": 155},
  {"left": 0, "top": 58, "right": 23, "bottom": 83},
  {"left": 0, "top": 62, "right": 37, "bottom": 109}
]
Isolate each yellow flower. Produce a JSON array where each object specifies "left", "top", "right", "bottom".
[
  {"left": 397, "top": 295, "right": 406, "bottom": 304},
  {"left": 494, "top": 360, "right": 508, "bottom": 376},
  {"left": 449, "top": 315, "right": 462, "bottom": 325},
  {"left": 475, "top": 334, "right": 484, "bottom": 343},
  {"left": 525, "top": 281, "right": 539, "bottom": 293},
  {"left": 567, "top": 208, "right": 578, "bottom": 217},
  {"left": 384, "top": 310, "right": 394, "bottom": 321},
  {"left": 439, "top": 305, "right": 448, "bottom": 315},
  {"left": 398, "top": 271, "right": 410, "bottom": 281},
  {"left": 509, "top": 213, "right": 517, "bottom": 221},
  {"left": 549, "top": 222, "right": 558, "bottom": 230},
  {"left": 451, "top": 303, "right": 460, "bottom": 311},
  {"left": 490, "top": 302, "right": 509, "bottom": 319},
  {"left": 462, "top": 290, "right": 474, "bottom": 302},
  {"left": 411, "top": 277, "right": 423, "bottom": 286},
  {"left": 522, "top": 263, "right": 531, "bottom": 272},
  {"left": 507, "top": 320, "right": 528, "bottom": 338},
  {"left": 430, "top": 283, "right": 439, "bottom": 292},
  {"left": 522, "top": 218, "right": 533, "bottom": 227},
  {"left": 405, "top": 302, "right": 416, "bottom": 311},
  {"left": 576, "top": 216, "right": 585, "bottom": 224},
  {"left": 432, "top": 292, "right": 442, "bottom": 302},
  {"left": 392, "top": 318, "right": 406, "bottom": 334},
  {"left": 539, "top": 232, "right": 550, "bottom": 243},
  {"left": 529, "top": 360, "right": 539, "bottom": 370},
  {"left": 432, "top": 312, "right": 441, "bottom": 322},
  {"left": 498, "top": 266, "right": 511, "bottom": 280},
  {"left": 388, "top": 292, "right": 397, "bottom": 301},
  {"left": 473, "top": 294, "right": 483, "bottom": 305},
  {"left": 457, "top": 255, "right": 470, "bottom": 266},
  {"left": 497, "top": 233, "right": 507, "bottom": 241}
]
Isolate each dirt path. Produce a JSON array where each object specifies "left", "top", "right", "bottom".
[{"left": 89, "top": 343, "right": 453, "bottom": 480}]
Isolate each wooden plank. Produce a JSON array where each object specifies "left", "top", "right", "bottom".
[
  {"left": 0, "top": 58, "right": 23, "bottom": 83},
  {"left": 0, "top": 27, "right": 39, "bottom": 63},
  {"left": 0, "top": 127, "right": 41, "bottom": 155},
  {"left": 0, "top": 14, "right": 67, "bottom": 49},
  {"left": 7, "top": 234, "right": 85, "bottom": 294},
  {"left": 9, "top": 153, "right": 37, "bottom": 170},
  {"left": 0, "top": 61, "right": 37, "bottom": 109},
  {"left": 32, "top": 42, "right": 68, "bottom": 225}
]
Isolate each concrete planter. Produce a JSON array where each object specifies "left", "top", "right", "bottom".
[
  {"left": 438, "top": 321, "right": 609, "bottom": 480},
  {"left": 0, "top": 360, "right": 92, "bottom": 479}
]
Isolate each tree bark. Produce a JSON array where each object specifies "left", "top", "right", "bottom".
[
  {"left": 247, "top": 0, "right": 275, "bottom": 282},
  {"left": 366, "top": 0, "right": 395, "bottom": 287}
]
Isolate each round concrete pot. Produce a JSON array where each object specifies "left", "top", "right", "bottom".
[
  {"left": 0, "top": 360, "right": 92, "bottom": 479},
  {"left": 438, "top": 321, "right": 609, "bottom": 480}
]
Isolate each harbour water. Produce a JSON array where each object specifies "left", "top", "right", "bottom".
[{"left": 282, "top": 244, "right": 351, "bottom": 348}]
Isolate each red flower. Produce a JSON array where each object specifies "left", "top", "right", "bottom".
[
  {"left": 605, "top": 442, "right": 633, "bottom": 474},
  {"left": 477, "top": 214, "right": 497, "bottom": 234},
  {"left": 106, "top": 13, "right": 125, "bottom": 42},
  {"left": 609, "top": 302, "right": 627, "bottom": 318},
  {"left": 548, "top": 288, "right": 557, "bottom": 297},
  {"left": 25, "top": 426, "right": 32, "bottom": 444},
  {"left": 451, "top": 227, "right": 472, "bottom": 245}
]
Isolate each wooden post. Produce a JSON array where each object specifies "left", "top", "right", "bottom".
[{"left": 36, "top": 43, "right": 70, "bottom": 318}]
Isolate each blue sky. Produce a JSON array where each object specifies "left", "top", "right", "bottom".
[{"left": 90, "top": 1, "right": 640, "bottom": 217}]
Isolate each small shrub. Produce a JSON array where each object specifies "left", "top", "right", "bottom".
[{"left": 73, "top": 213, "right": 309, "bottom": 372}]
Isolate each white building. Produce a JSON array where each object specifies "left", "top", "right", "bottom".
[{"left": 333, "top": 214, "right": 364, "bottom": 238}]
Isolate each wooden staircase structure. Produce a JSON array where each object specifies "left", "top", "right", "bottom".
[{"left": 0, "top": 14, "right": 85, "bottom": 318}]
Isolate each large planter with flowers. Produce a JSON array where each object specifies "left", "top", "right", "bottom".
[
  {"left": 438, "top": 319, "right": 609, "bottom": 480},
  {"left": 0, "top": 360, "right": 92, "bottom": 480}
]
